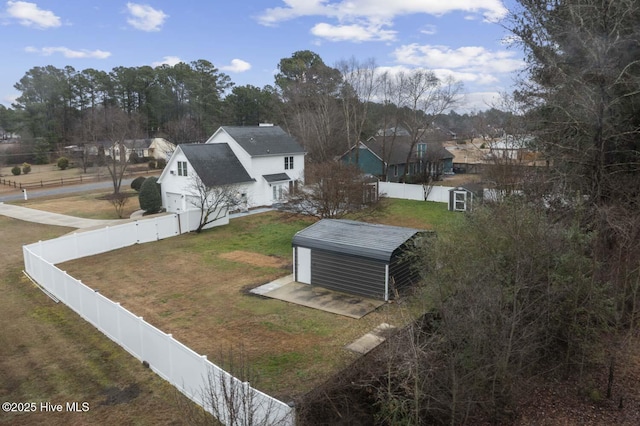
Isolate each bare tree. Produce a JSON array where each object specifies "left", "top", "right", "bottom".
[
  {"left": 106, "top": 192, "right": 129, "bottom": 218},
  {"left": 186, "top": 175, "right": 243, "bottom": 233},
  {"left": 371, "top": 71, "right": 407, "bottom": 179},
  {"left": 337, "top": 57, "right": 378, "bottom": 163},
  {"left": 398, "top": 72, "right": 462, "bottom": 182},
  {"left": 84, "top": 106, "right": 143, "bottom": 194},
  {"left": 282, "top": 162, "right": 380, "bottom": 219},
  {"left": 176, "top": 349, "right": 291, "bottom": 426}
]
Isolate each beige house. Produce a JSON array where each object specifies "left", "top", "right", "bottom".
[{"left": 111, "top": 138, "right": 176, "bottom": 162}]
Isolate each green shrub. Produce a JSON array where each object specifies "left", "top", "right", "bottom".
[
  {"left": 138, "top": 176, "right": 162, "bottom": 214},
  {"left": 11, "top": 165, "right": 21, "bottom": 176},
  {"left": 57, "top": 157, "right": 69, "bottom": 170},
  {"left": 480, "top": 143, "right": 486, "bottom": 149},
  {"left": 131, "top": 176, "right": 146, "bottom": 192},
  {"left": 156, "top": 158, "right": 167, "bottom": 169},
  {"left": 148, "top": 160, "right": 157, "bottom": 169},
  {"left": 21, "top": 163, "right": 31, "bottom": 174}
]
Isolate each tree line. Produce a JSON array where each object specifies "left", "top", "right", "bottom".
[{"left": 1, "top": 51, "right": 521, "bottom": 167}]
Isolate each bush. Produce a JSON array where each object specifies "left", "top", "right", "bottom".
[
  {"left": 138, "top": 176, "right": 162, "bottom": 214},
  {"left": 148, "top": 160, "right": 157, "bottom": 170},
  {"left": 156, "top": 158, "right": 167, "bottom": 169},
  {"left": 11, "top": 165, "right": 21, "bottom": 176},
  {"left": 57, "top": 157, "right": 69, "bottom": 170},
  {"left": 131, "top": 176, "right": 146, "bottom": 192},
  {"left": 21, "top": 163, "right": 31, "bottom": 174}
]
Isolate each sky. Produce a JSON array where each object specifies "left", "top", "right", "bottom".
[{"left": 0, "top": 0, "right": 524, "bottom": 112}]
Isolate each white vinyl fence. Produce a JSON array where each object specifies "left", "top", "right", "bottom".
[
  {"left": 22, "top": 215, "right": 293, "bottom": 425},
  {"left": 379, "top": 182, "right": 452, "bottom": 203}
]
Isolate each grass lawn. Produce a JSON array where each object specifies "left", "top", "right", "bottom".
[
  {"left": 58, "top": 200, "right": 456, "bottom": 400},
  {"left": 0, "top": 217, "right": 196, "bottom": 425}
]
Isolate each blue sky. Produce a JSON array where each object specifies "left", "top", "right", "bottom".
[{"left": 0, "top": 1, "right": 523, "bottom": 112}]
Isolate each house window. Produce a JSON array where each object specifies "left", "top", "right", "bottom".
[
  {"left": 393, "top": 165, "right": 398, "bottom": 177},
  {"left": 284, "top": 156, "right": 294, "bottom": 170},
  {"left": 417, "top": 143, "right": 427, "bottom": 159},
  {"left": 178, "top": 161, "right": 188, "bottom": 176}
]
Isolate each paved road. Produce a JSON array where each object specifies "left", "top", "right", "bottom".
[{"left": 0, "top": 178, "right": 135, "bottom": 203}]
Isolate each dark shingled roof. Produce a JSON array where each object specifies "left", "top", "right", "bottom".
[
  {"left": 180, "top": 143, "right": 254, "bottom": 186},
  {"left": 292, "top": 219, "right": 424, "bottom": 262},
  {"left": 365, "top": 136, "right": 454, "bottom": 165},
  {"left": 263, "top": 173, "right": 291, "bottom": 183},
  {"left": 221, "top": 126, "right": 305, "bottom": 157}
]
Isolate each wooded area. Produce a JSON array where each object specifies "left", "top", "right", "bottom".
[{"left": 0, "top": 51, "right": 521, "bottom": 168}]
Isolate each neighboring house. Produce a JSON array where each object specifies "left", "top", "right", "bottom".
[
  {"left": 341, "top": 135, "right": 454, "bottom": 182},
  {"left": 486, "top": 135, "right": 535, "bottom": 162},
  {"left": 111, "top": 138, "right": 176, "bottom": 162},
  {"left": 292, "top": 219, "right": 427, "bottom": 301},
  {"left": 158, "top": 124, "right": 305, "bottom": 213}
]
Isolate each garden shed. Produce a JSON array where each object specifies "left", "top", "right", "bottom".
[
  {"left": 448, "top": 183, "right": 483, "bottom": 212},
  {"left": 292, "top": 219, "right": 426, "bottom": 301}
]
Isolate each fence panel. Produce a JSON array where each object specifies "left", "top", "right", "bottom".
[
  {"left": 379, "top": 182, "right": 454, "bottom": 203},
  {"left": 135, "top": 220, "right": 160, "bottom": 244},
  {"left": 74, "top": 228, "right": 110, "bottom": 258},
  {"left": 22, "top": 213, "right": 294, "bottom": 426},
  {"left": 95, "top": 294, "right": 120, "bottom": 342},
  {"left": 141, "top": 325, "right": 173, "bottom": 381},
  {"left": 157, "top": 214, "right": 180, "bottom": 239},
  {"left": 168, "top": 343, "right": 209, "bottom": 403},
  {"left": 118, "top": 309, "right": 144, "bottom": 358},
  {"left": 106, "top": 223, "right": 138, "bottom": 251}
]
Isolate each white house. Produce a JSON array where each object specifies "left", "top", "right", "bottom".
[
  {"left": 158, "top": 125, "right": 305, "bottom": 216},
  {"left": 112, "top": 138, "right": 176, "bottom": 162}
]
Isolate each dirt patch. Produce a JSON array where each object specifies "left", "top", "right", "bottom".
[
  {"left": 100, "top": 383, "right": 141, "bottom": 406},
  {"left": 219, "top": 250, "right": 290, "bottom": 269}
]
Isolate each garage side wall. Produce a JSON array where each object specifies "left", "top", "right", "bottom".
[
  {"left": 388, "top": 248, "right": 420, "bottom": 297},
  {"left": 308, "top": 249, "right": 387, "bottom": 300}
]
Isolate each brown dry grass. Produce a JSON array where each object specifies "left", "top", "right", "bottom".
[
  {"left": 0, "top": 216, "right": 196, "bottom": 425},
  {"left": 14, "top": 191, "right": 141, "bottom": 220},
  {"left": 58, "top": 212, "right": 418, "bottom": 401}
]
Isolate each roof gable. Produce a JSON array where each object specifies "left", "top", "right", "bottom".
[
  {"left": 365, "top": 136, "right": 453, "bottom": 165},
  {"left": 292, "top": 219, "right": 424, "bottom": 262},
  {"left": 180, "top": 143, "right": 254, "bottom": 186},
  {"left": 219, "top": 126, "right": 305, "bottom": 157}
]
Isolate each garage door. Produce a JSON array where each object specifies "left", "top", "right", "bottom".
[
  {"left": 310, "top": 250, "right": 386, "bottom": 300},
  {"left": 165, "top": 192, "right": 183, "bottom": 213}
]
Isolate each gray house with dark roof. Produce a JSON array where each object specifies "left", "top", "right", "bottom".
[
  {"left": 158, "top": 125, "right": 305, "bottom": 219},
  {"left": 292, "top": 219, "right": 427, "bottom": 301},
  {"left": 341, "top": 135, "right": 454, "bottom": 182}
]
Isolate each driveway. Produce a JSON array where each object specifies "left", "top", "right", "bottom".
[{"left": 0, "top": 203, "right": 125, "bottom": 229}]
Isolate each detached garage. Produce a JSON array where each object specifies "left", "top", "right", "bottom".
[{"left": 292, "top": 219, "right": 426, "bottom": 301}]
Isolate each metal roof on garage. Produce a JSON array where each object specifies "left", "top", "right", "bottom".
[{"left": 292, "top": 219, "right": 424, "bottom": 262}]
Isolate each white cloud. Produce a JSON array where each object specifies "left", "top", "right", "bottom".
[
  {"left": 420, "top": 24, "right": 437, "bottom": 35},
  {"left": 220, "top": 59, "right": 251, "bottom": 73},
  {"left": 432, "top": 69, "right": 498, "bottom": 85},
  {"left": 456, "top": 91, "right": 503, "bottom": 112},
  {"left": 6, "top": 1, "right": 61, "bottom": 29},
  {"left": 258, "top": 0, "right": 508, "bottom": 26},
  {"left": 151, "top": 56, "right": 182, "bottom": 67},
  {"left": 393, "top": 44, "right": 524, "bottom": 75},
  {"left": 25, "top": 46, "right": 111, "bottom": 59},
  {"left": 311, "top": 22, "right": 396, "bottom": 42},
  {"left": 126, "top": 2, "right": 167, "bottom": 32}
]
